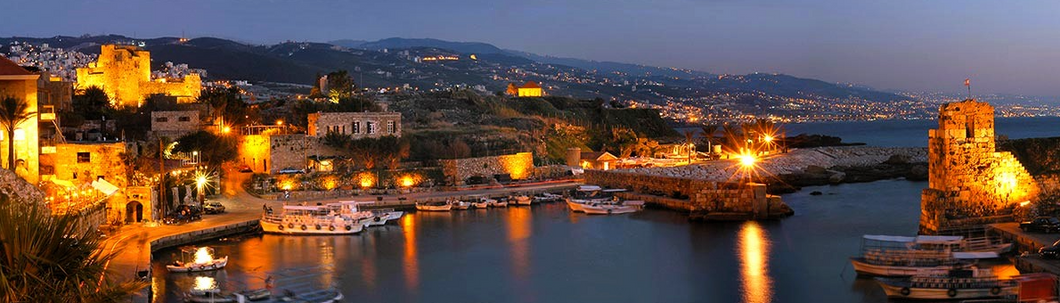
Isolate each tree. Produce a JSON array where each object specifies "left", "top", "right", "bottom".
[
  {"left": 72, "top": 86, "right": 110, "bottom": 119},
  {"left": 199, "top": 87, "right": 250, "bottom": 127},
  {"left": 0, "top": 96, "right": 35, "bottom": 174},
  {"left": 0, "top": 196, "right": 146, "bottom": 302},
  {"left": 378, "top": 136, "right": 411, "bottom": 169},
  {"left": 172, "top": 131, "right": 238, "bottom": 168},
  {"left": 700, "top": 124, "right": 719, "bottom": 152},
  {"left": 325, "top": 70, "right": 355, "bottom": 102}
]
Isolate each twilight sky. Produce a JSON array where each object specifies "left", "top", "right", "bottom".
[{"left": 5, "top": 0, "right": 1060, "bottom": 96}]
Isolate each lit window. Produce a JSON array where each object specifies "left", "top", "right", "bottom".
[
  {"left": 13, "top": 129, "right": 25, "bottom": 141},
  {"left": 352, "top": 122, "right": 360, "bottom": 134}
]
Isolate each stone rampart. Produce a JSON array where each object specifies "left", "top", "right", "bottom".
[
  {"left": 584, "top": 170, "right": 788, "bottom": 218},
  {"left": 439, "top": 152, "right": 533, "bottom": 185}
]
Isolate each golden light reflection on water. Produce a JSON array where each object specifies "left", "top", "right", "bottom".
[
  {"left": 738, "top": 221, "right": 772, "bottom": 303},
  {"left": 193, "top": 276, "right": 217, "bottom": 291},
  {"left": 506, "top": 207, "right": 532, "bottom": 280},
  {"left": 319, "top": 238, "right": 335, "bottom": 286},
  {"left": 401, "top": 215, "right": 419, "bottom": 290}
]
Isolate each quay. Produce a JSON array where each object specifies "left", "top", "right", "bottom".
[
  {"left": 988, "top": 223, "right": 1060, "bottom": 275},
  {"left": 104, "top": 180, "right": 580, "bottom": 302}
]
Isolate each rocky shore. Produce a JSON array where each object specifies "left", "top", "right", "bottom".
[{"left": 616, "top": 146, "right": 929, "bottom": 194}]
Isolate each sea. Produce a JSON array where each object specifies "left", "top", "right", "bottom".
[{"left": 152, "top": 117, "right": 1060, "bottom": 303}]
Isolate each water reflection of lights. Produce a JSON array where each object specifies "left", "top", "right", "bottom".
[
  {"left": 193, "top": 276, "right": 217, "bottom": 291},
  {"left": 738, "top": 221, "right": 772, "bottom": 303},
  {"left": 507, "top": 207, "right": 532, "bottom": 280},
  {"left": 319, "top": 239, "right": 335, "bottom": 286},
  {"left": 401, "top": 215, "right": 419, "bottom": 290}
]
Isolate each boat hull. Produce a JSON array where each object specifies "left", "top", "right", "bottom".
[
  {"left": 566, "top": 199, "right": 585, "bottom": 212},
  {"left": 166, "top": 256, "right": 228, "bottom": 273},
  {"left": 877, "top": 280, "right": 1013, "bottom": 300},
  {"left": 850, "top": 258, "right": 965, "bottom": 277},
  {"left": 261, "top": 220, "right": 364, "bottom": 235},
  {"left": 415, "top": 204, "right": 452, "bottom": 211},
  {"left": 582, "top": 205, "right": 638, "bottom": 215}
]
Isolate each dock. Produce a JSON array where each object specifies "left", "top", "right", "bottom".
[{"left": 988, "top": 222, "right": 1060, "bottom": 275}]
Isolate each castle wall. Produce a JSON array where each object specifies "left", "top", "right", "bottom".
[
  {"left": 439, "top": 152, "right": 533, "bottom": 184},
  {"left": 920, "top": 100, "right": 1040, "bottom": 234}
]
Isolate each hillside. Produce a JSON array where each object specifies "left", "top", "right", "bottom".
[{"left": 1, "top": 34, "right": 924, "bottom": 122}]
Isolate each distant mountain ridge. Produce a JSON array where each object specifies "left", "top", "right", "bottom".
[{"left": 1, "top": 34, "right": 920, "bottom": 120}]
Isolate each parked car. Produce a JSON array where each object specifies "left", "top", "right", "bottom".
[
  {"left": 1040, "top": 239, "right": 1060, "bottom": 259},
  {"left": 238, "top": 165, "right": 253, "bottom": 173},
  {"left": 1020, "top": 217, "right": 1060, "bottom": 233},
  {"left": 277, "top": 167, "right": 305, "bottom": 174},
  {"left": 203, "top": 201, "right": 226, "bottom": 214},
  {"left": 163, "top": 205, "right": 202, "bottom": 225}
]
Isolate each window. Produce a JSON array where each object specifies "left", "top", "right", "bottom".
[
  {"left": 352, "top": 122, "right": 360, "bottom": 134},
  {"left": 155, "top": 117, "right": 168, "bottom": 122},
  {"left": 387, "top": 121, "right": 396, "bottom": 134},
  {"left": 342, "top": 125, "right": 346, "bottom": 134},
  {"left": 77, "top": 152, "right": 91, "bottom": 163},
  {"left": 178, "top": 116, "right": 191, "bottom": 122},
  {"left": 367, "top": 122, "right": 376, "bottom": 134}
]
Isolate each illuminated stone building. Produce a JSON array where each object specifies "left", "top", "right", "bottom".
[
  {"left": 920, "top": 99, "right": 1040, "bottom": 234},
  {"left": 42, "top": 141, "right": 148, "bottom": 223},
  {"left": 76, "top": 44, "right": 201, "bottom": 107},
  {"left": 151, "top": 110, "right": 202, "bottom": 138},
  {"left": 506, "top": 81, "right": 544, "bottom": 97},
  {"left": 307, "top": 112, "right": 402, "bottom": 139},
  {"left": 0, "top": 56, "right": 40, "bottom": 184}
]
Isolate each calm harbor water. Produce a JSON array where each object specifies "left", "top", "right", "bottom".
[{"left": 152, "top": 179, "right": 972, "bottom": 303}]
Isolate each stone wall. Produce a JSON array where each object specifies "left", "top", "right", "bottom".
[
  {"left": 584, "top": 170, "right": 786, "bottom": 218},
  {"left": 0, "top": 168, "right": 45, "bottom": 207},
  {"left": 439, "top": 152, "right": 534, "bottom": 185},
  {"left": 151, "top": 110, "right": 201, "bottom": 138},
  {"left": 307, "top": 112, "right": 402, "bottom": 138},
  {"left": 920, "top": 100, "right": 1040, "bottom": 234}
]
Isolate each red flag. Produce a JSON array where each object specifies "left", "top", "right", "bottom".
[{"left": 964, "top": 79, "right": 970, "bottom": 87}]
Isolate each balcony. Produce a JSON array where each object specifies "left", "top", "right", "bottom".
[{"left": 39, "top": 105, "right": 55, "bottom": 122}]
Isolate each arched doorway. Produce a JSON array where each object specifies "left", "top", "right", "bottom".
[{"left": 126, "top": 201, "right": 143, "bottom": 223}]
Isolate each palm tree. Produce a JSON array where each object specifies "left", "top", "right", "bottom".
[
  {"left": 0, "top": 196, "right": 146, "bottom": 302},
  {"left": 699, "top": 124, "right": 719, "bottom": 152},
  {"left": 0, "top": 96, "right": 35, "bottom": 174}
]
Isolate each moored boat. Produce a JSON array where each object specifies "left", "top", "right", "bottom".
[
  {"left": 416, "top": 201, "right": 452, "bottom": 211},
  {"left": 166, "top": 247, "right": 228, "bottom": 273},
  {"left": 260, "top": 205, "right": 365, "bottom": 235},
  {"left": 850, "top": 235, "right": 990, "bottom": 277},
  {"left": 513, "top": 195, "right": 532, "bottom": 206},
  {"left": 451, "top": 199, "right": 471, "bottom": 210},
  {"left": 489, "top": 199, "right": 508, "bottom": 208},
  {"left": 581, "top": 203, "right": 639, "bottom": 215}
]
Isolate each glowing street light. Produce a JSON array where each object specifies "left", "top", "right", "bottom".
[
  {"left": 763, "top": 135, "right": 774, "bottom": 143},
  {"left": 739, "top": 153, "right": 757, "bottom": 168}
]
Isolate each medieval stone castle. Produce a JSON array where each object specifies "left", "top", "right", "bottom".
[
  {"left": 76, "top": 44, "right": 201, "bottom": 107},
  {"left": 920, "top": 99, "right": 1040, "bottom": 234}
]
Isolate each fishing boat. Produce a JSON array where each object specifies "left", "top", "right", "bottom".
[
  {"left": 452, "top": 199, "right": 471, "bottom": 210},
  {"left": 850, "top": 235, "right": 989, "bottom": 277},
  {"left": 469, "top": 196, "right": 492, "bottom": 209},
  {"left": 416, "top": 201, "right": 452, "bottom": 211},
  {"left": 513, "top": 195, "right": 532, "bottom": 206},
  {"left": 875, "top": 268, "right": 1018, "bottom": 300},
  {"left": 260, "top": 205, "right": 365, "bottom": 235},
  {"left": 581, "top": 203, "right": 638, "bottom": 215},
  {"left": 868, "top": 234, "right": 1012, "bottom": 256},
  {"left": 166, "top": 247, "right": 228, "bottom": 273},
  {"left": 489, "top": 198, "right": 509, "bottom": 208}
]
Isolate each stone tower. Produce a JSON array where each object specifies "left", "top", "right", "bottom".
[
  {"left": 76, "top": 44, "right": 201, "bottom": 108},
  {"left": 920, "top": 99, "right": 1039, "bottom": 234}
]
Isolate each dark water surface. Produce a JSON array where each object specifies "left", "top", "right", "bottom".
[{"left": 153, "top": 180, "right": 964, "bottom": 303}]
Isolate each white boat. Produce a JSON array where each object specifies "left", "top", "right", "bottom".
[
  {"left": 565, "top": 197, "right": 586, "bottom": 212},
  {"left": 535, "top": 192, "right": 563, "bottom": 202},
  {"left": 850, "top": 235, "right": 990, "bottom": 277},
  {"left": 261, "top": 205, "right": 366, "bottom": 235},
  {"left": 166, "top": 247, "right": 228, "bottom": 273},
  {"left": 416, "top": 201, "right": 452, "bottom": 211},
  {"left": 513, "top": 195, "right": 532, "bottom": 206}
]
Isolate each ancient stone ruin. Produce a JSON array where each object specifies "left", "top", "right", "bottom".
[{"left": 920, "top": 100, "right": 1039, "bottom": 234}]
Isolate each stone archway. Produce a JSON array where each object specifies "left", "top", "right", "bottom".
[{"left": 125, "top": 201, "right": 143, "bottom": 223}]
